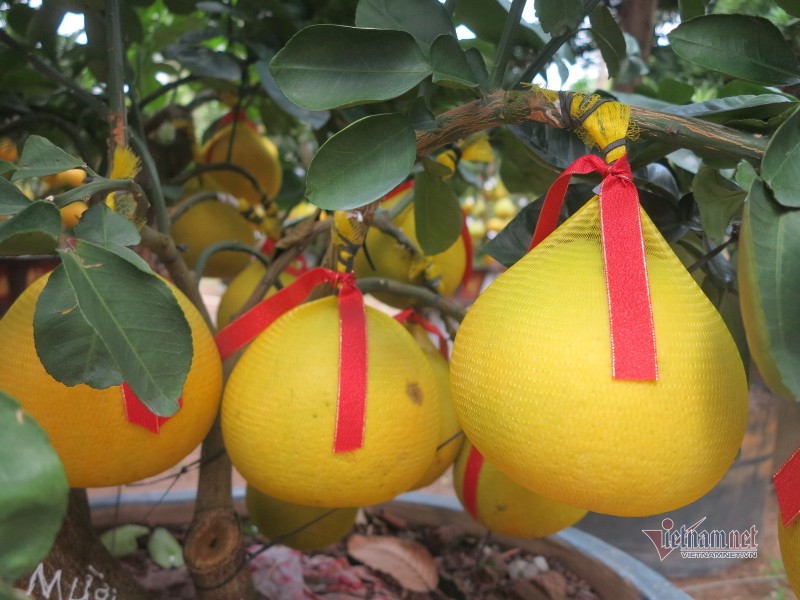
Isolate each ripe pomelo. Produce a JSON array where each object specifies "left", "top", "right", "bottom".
[
  {"left": 0, "top": 274, "right": 223, "bottom": 488},
  {"left": 170, "top": 199, "right": 257, "bottom": 279},
  {"left": 246, "top": 485, "right": 357, "bottom": 551},
  {"left": 404, "top": 323, "right": 462, "bottom": 490},
  {"left": 216, "top": 260, "right": 295, "bottom": 328},
  {"left": 60, "top": 201, "right": 88, "bottom": 228},
  {"left": 222, "top": 295, "right": 441, "bottom": 507},
  {"left": 199, "top": 117, "right": 282, "bottom": 205},
  {"left": 454, "top": 440, "right": 587, "bottom": 538},
  {"left": 779, "top": 516, "right": 800, "bottom": 596},
  {"left": 353, "top": 187, "right": 469, "bottom": 307},
  {"left": 450, "top": 198, "right": 748, "bottom": 517}
]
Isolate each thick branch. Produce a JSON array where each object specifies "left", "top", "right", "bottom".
[{"left": 357, "top": 278, "right": 468, "bottom": 322}]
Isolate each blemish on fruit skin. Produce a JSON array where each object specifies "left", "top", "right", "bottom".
[
  {"left": 406, "top": 382, "right": 423, "bottom": 405},
  {"left": 16, "top": 409, "right": 24, "bottom": 424}
]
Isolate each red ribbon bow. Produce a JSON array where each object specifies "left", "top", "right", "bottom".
[
  {"left": 215, "top": 267, "right": 368, "bottom": 453},
  {"left": 775, "top": 447, "right": 800, "bottom": 527},
  {"left": 530, "top": 154, "right": 657, "bottom": 381},
  {"left": 394, "top": 308, "right": 449, "bottom": 359}
]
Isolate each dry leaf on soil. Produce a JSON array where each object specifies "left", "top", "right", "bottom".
[{"left": 347, "top": 534, "right": 439, "bottom": 593}]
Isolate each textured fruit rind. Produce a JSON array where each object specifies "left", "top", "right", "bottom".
[
  {"left": 246, "top": 485, "right": 358, "bottom": 551},
  {"left": 737, "top": 204, "right": 794, "bottom": 399},
  {"left": 450, "top": 198, "right": 748, "bottom": 517},
  {"left": 779, "top": 517, "right": 800, "bottom": 595},
  {"left": 0, "top": 274, "right": 223, "bottom": 487},
  {"left": 222, "top": 296, "right": 441, "bottom": 507},
  {"left": 453, "top": 440, "right": 586, "bottom": 538}
]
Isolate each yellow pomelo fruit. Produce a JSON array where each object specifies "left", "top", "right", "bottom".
[
  {"left": 222, "top": 296, "right": 441, "bottom": 507},
  {"left": 454, "top": 440, "right": 587, "bottom": 538},
  {"left": 0, "top": 274, "right": 223, "bottom": 488},
  {"left": 246, "top": 485, "right": 358, "bottom": 551},
  {"left": 216, "top": 260, "right": 295, "bottom": 328},
  {"left": 0, "top": 138, "right": 18, "bottom": 163},
  {"left": 450, "top": 198, "right": 748, "bottom": 517},
  {"left": 41, "top": 169, "right": 87, "bottom": 191},
  {"left": 406, "top": 324, "right": 462, "bottom": 490},
  {"left": 492, "top": 197, "right": 517, "bottom": 220},
  {"left": 200, "top": 119, "right": 282, "bottom": 205},
  {"left": 60, "top": 201, "right": 88, "bottom": 229},
  {"left": 353, "top": 189, "right": 468, "bottom": 307},
  {"left": 779, "top": 517, "right": 800, "bottom": 595},
  {"left": 738, "top": 205, "right": 794, "bottom": 399},
  {"left": 170, "top": 200, "right": 257, "bottom": 279}
]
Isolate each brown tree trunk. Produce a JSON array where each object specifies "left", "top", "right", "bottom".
[
  {"left": 618, "top": 0, "right": 659, "bottom": 64},
  {"left": 19, "top": 489, "right": 151, "bottom": 600}
]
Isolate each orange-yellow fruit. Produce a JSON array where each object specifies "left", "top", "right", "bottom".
[
  {"left": 42, "top": 169, "right": 87, "bottom": 191},
  {"left": 222, "top": 295, "right": 441, "bottom": 507},
  {"left": 738, "top": 205, "right": 794, "bottom": 399},
  {"left": 450, "top": 198, "right": 748, "bottom": 517},
  {"left": 170, "top": 200, "right": 258, "bottom": 279},
  {"left": 491, "top": 197, "right": 517, "bottom": 220},
  {"left": 0, "top": 274, "right": 223, "bottom": 488},
  {"left": 0, "top": 138, "right": 18, "bottom": 163},
  {"left": 353, "top": 188, "right": 469, "bottom": 307},
  {"left": 246, "top": 485, "right": 357, "bottom": 551},
  {"left": 406, "top": 324, "right": 462, "bottom": 490},
  {"left": 199, "top": 119, "right": 282, "bottom": 205},
  {"left": 60, "top": 201, "right": 88, "bottom": 229},
  {"left": 779, "top": 517, "right": 800, "bottom": 596},
  {"left": 216, "top": 260, "right": 295, "bottom": 329},
  {"left": 454, "top": 440, "right": 587, "bottom": 538}
]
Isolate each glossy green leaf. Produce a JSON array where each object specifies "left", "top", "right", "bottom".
[
  {"left": 58, "top": 241, "right": 192, "bottom": 416},
  {"left": 762, "top": 106, "right": 800, "bottom": 208},
  {"left": 255, "top": 60, "right": 330, "bottom": 130},
  {"left": 306, "top": 114, "right": 416, "bottom": 210},
  {"left": 270, "top": 25, "right": 430, "bottom": 111},
  {"left": 484, "top": 200, "right": 541, "bottom": 267},
  {"left": 668, "top": 15, "right": 800, "bottom": 86},
  {"left": 0, "top": 201, "right": 60, "bottom": 256},
  {"left": 497, "top": 130, "right": 560, "bottom": 196},
  {"left": 589, "top": 5, "right": 626, "bottom": 79},
  {"left": 740, "top": 180, "right": 800, "bottom": 398},
  {"left": 0, "top": 391, "right": 68, "bottom": 581},
  {"left": 162, "top": 44, "right": 241, "bottom": 81},
  {"left": 735, "top": 160, "right": 758, "bottom": 193},
  {"left": 0, "top": 178, "right": 32, "bottom": 216},
  {"left": 777, "top": 0, "right": 800, "bottom": 16},
  {"left": 678, "top": 0, "right": 705, "bottom": 20},
  {"left": 407, "top": 97, "right": 437, "bottom": 131},
  {"left": 73, "top": 203, "right": 141, "bottom": 248},
  {"left": 535, "top": 0, "right": 583, "bottom": 37},
  {"left": 413, "top": 168, "right": 462, "bottom": 255},
  {"left": 11, "top": 136, "right": 83, "bottom": 181},
  {"left": 510, "top": 123, "right": 587, "bottom": 170},
  {"left": 355, "top": 0, "right": 455, "bottom": 55},
  {"left": 100, "top": 525, "right": 150, "bottom": 558},
  {"left": 34, "top": 265, "right": 123, "bottom": 389},
  {"left": 657, "top": 78, "right": 695, "bottom": 105},
  {"left": 464, "top": 47, "right": 489, "bottom": 88},
  {"left": 455, "top": 0, "right": 545, "bottom": 50},
  {"left": 692, "top": 167, "right": 746, "bottom": 244},
  {"left": 430, "top": 34, "right": 479, "bottom": 89},
  {"left": 0, "top": 161, "right": 16, "bottom": 177},
  {"left": 147, "top": 527, "right": 185, "bottom": 569}
]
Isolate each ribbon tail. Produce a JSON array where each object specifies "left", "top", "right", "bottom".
[
  {"left": 121, "top": 383, "right": 182, "bottom": 433},
  {"left": 462, "top": 445, "right": 484, "bottom": 519},
  {"left": 775, "top": 447, "right": 800, "bottom": 527}
]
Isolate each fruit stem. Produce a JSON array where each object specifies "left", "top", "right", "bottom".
[
  {"left": 105, "top": 0, "right": 128, "bottom": 156},
  {"left": 193, "top": 242, "right": 271, "bottom": 281},
  {"left": 357, "top": 277, "right": 468, "bottom": 322}
]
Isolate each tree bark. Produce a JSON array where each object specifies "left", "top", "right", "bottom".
[
  {"left": 618, "top": 0, "right": 659, "bottom": 64},
  {"left": 19, "top": 489, "right": 151, "bottom": 600}
]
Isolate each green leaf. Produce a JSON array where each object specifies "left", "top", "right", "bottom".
[
  {"left": 270, "top": 25, "right": 431, "bottom": 111},
  {"left": 739, "top": 180, "right": 800, "bottom": 399},
  {"left": 497, "top": 129, "right": 560, "bottom": 196},
  {"left": 430, "top": 34, "right": 479, "bottom": 89},
  {"left": 762, "top": 106, "right": 800, "bottom": 208},
  {"left": 255, "top": 60, "right": 330, "bottom": 130},
  {"left": 407, "top": 97, "right": 438, "bottom": 131},
  {"left": 355, "top": 0, "right": 456, "bottom": 55},
  {"left": 668, "top": 15, "right": 800, "bottom": 86},
  {"left": 464, "top": 47, "right": 489, "bottom": 89},
  {"left": 162, "top": 44, "right": 241, "bottom": 81},
  {"left": 413, "top": 169, "right": 462, "bottom": 255},
  {"left": 718, "top": 288, "right": 750, "bottom": 376},
  {"left": 74, "top": 203, "right": 141, "bottom": 248},
  {"left": 735, "top": 160, "right": 758, "bottom": 193},
  {"left": 678, "top": 0, "right": 706, "bottom": 20},
  {"left": 100, "top": 525, "right": 150, "bottom": 558},
  {"left": 0, "top": 201, "right": 61, "bottom": 256},
  {"left": 510, "top": 123, "right": 587, "bottom": 170},
  {"left": 589, "top": 5, "right": 626, "bottom": 79},
  {"left": 51, "top": 178, "right": 134, "bottom": 209},
  {"left": 306, "top": 114, "right": 416, "bottom": 210},
  {"left": 484, "top": 200, "right": 541, "bottom": 267},
  {"left": 455, "top": 0, "right": 545, "bottom": 50},
  {"left": 147, "top": 527, "right": 185, "bottom": 569},
  {"left": 0, "top": 391, "right": 68, "bottom": 581},
  {"left": 776, "top": 0, "right": 800, "bottom": 17},
  {"left": 657, "top": 78, "right": 695, "bottom": 105},
  {"left": 34, "top": 265, "right": 123, "bottom": 389},
  {"left": 58, "top": 241, "right": 192, "bottom": 416},
  {"left": 692, "top": 167, "right": 746, "bottom": 244},
  {"left": 0, "top": 178, "right": 32, "bottom": 216},
  {"left": 11, "top": 136, "right": 83, "bottom": 182},
  {"left": 535, "top": 0, "right": 583, "bottom": 37},
  {"left": 0, "top": 161, "right": 16, "bottom": 177}
]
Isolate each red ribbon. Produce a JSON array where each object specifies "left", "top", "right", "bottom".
[
  {"left": 462, "top": 445, "right": 484, "bottom": 519},
  {"left": 529, "top": 154, "right": 657, "bottom": 381},
  {"left": 260, "top": 239, "right": 309, "bottom": 277},
  {"left": 774, "top": 447, "right": 800, "bottom": 527},
  {"left": 215, "top": 267, "right": 368, "bottom": 453},
  {"left": 394, "top": 308, "right": 449, "bottom": 359},
  {"left": 121, "top": 383, "right": 182, "bottom": 433}
]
